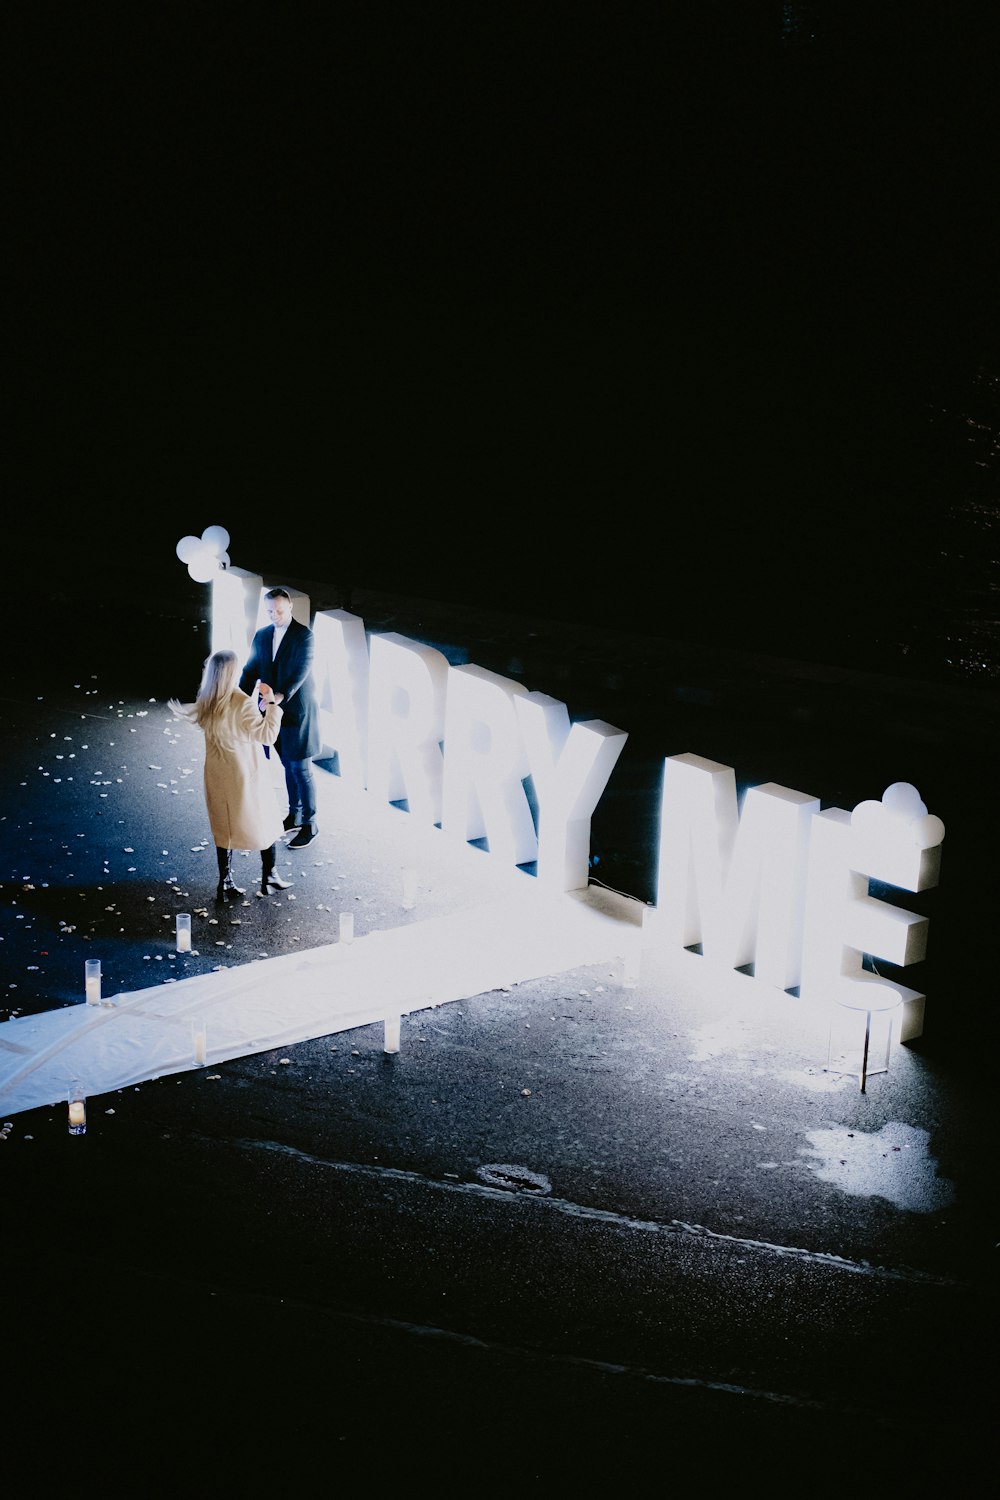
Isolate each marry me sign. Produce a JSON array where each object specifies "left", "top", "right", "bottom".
[{"left": 186, "top": 528, "right": 943, "bottom": 1043}]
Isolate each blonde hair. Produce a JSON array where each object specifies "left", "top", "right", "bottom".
[{"left": 169, "top": 651, "right": 243, "bottom": 746}]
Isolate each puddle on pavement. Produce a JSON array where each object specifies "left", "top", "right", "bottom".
[{"left": 799, "top": 1120, "right": 955, "bottom": 1211}]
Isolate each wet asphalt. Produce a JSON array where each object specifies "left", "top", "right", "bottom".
[{"left": 2, "top": 583, "right": 996, "bottom": 1491}]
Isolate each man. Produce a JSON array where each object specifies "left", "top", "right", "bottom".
[{"left": 239, "top": 587, "right": 322, "bottom": 848}]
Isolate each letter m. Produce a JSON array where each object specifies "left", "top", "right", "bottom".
[{"left": 654, "top": 753, "right": 819, "bottom": 991}]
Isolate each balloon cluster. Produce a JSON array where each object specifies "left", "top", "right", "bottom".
[
  {"left": 176, "top": 526, "right": 231, "bottom": 583},
  {"left": 851, "top": 782, "right": 945, "bottom": 850}
]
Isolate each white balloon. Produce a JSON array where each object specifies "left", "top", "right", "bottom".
[
  {"left": 187, "top": 552, "right": 216, "bottom": 584},
  {"left": 176, "top": 534, "right": 203, "bottom": 563},
  {"left": 201, "top": 525, "right": 230, "bottom": 555},
  {"left": 849, "top": 800, "right": 883, "bottom": 832},
  {"left": 911, "top": 813, "right": 946, "bottom": 849},
  {"left": 882, "top": 782, "right": 926, "bottom": 818}
]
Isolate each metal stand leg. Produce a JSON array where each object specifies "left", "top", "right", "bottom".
[
  {"left": 859, "top": 1009, "right": 872, "bottom": 1093},
  {"left": 826, "top": 1002, "right": 898, "bottom": 1092}
]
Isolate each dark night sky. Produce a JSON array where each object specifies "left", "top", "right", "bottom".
[{"left": 9, "top": 2, "right": 999, "bottom": 660}]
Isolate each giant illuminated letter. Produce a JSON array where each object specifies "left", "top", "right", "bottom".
[
  {"left": 714, "top": 781, "right": 820, "bottom": 989},
  {"left": 441, "top": 665, "right": 538, "bottom": 867},
  {"left": 366, "top": 633, "right": 448, "bottom": 825},
  {"left": 654, "top": 753, "right": 738, "bottom": 951},
  {"left": 211, "top": 567, "right": 263, "bottom": 656},
  {"left": 313, "top": 609, "right": 369, "bottom": 786},
  {"left": 515, "top": 692, "right": 628, "bottom": 891},
  {"left": 799, "top": 784, "right": 943, "bottom": 1037},
  {"left": 652, "top": 754, "right": 820, "bottom": 990}
]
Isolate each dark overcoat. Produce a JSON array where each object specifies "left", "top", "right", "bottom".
[{"left": 239, "top": 618, "right": 322, "bottom": 762}]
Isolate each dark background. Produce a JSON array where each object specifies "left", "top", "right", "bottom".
[
  {"left": 5, "top": 13, "right": 998, "bottom": 1481},
  {"left": 8, "top": 2, "right": 999, "bottom": 665}
]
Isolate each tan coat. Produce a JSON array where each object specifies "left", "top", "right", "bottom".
[{"left": 202, "top": 691, "right": 285, "bottom": 851}]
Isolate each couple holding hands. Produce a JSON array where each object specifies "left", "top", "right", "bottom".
[{"left": 170, "top": 587, "right": 322, "bottom": 901}]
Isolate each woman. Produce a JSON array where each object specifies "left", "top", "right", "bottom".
[{"left": 169, "top": 650, "right": 293, "bottom": 899}]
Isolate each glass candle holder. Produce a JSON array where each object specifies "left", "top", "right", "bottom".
[
  {"left": 338, "top": 912, "right": 354, "bottom": 944},
  {"left": 191, "top": 1020, "right": 208, "bottom": 1067},
  {"left": 175, "top": 913, "right": 192, "bottom": 953},
  {"left": 384, "top": 1014, "right": 401, "bottom": 1053},
  {"left": 68, "top": 1084, "right": 87, "bottom": 1135},
  {"left": 84, "top": 959, "right": 102, "bottom": 1005}
]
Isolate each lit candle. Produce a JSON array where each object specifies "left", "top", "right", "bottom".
[
  {"left": 67, "top": 1092, "right": 86, "bottom": 1135},
  {"left": 401, "top": 868, "right": 417, "bottom": 910},
  {"left": 384, "top": 1014, "right": 401, "bottom": 1053},
  {"left": 84, "top": 959, "right": 101, "bottom": 1005},
  {"left": 176, "top": 913, "right": 192, "bottom": 953},
  {"left": 339, "top": 912, "right": 354, "bottom": 944}
]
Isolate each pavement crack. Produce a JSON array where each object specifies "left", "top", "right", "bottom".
[{"left": 232, "top": 1136, "right": 960, "bottom": 1287}]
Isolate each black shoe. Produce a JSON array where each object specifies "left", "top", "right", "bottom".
[
  {"left": 215, "top": 848, "right": 244, "bottom": 901},
  {"left": 287, "top": 824, "right": 317, "bottom": 849},
  {"left": 282, "top": 812, "right": 301, "bottom": 831}
]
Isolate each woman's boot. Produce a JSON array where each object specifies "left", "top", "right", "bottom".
[
  {"left": 260, "top": 843, "right": 293, "bottom": 895},
  {"left": 215, "top": 847, "right": 245, "bottom": 902}
]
